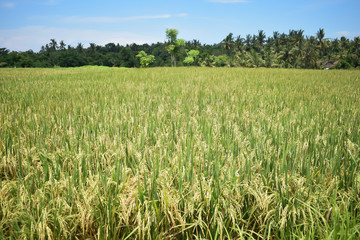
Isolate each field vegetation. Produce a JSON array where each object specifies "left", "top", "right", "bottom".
[{"left": 0, "top": 67, "right": 359, "bottom": 239}]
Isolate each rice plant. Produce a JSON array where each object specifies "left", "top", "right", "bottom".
[{"left": 0, "top": 67, "right": 359, "bottom": 239}]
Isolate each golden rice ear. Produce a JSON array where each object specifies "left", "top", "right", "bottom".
[{"left": 0, "top": 139, "right": 5, "bottom": 154}]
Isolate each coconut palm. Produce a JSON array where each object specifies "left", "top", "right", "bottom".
[
  {"left": 89, "top": 43, "right": 96, "bottom": 57},
  {"left": 59, "top": 40, "right": 66, "bottom": 51},
  {"left": 222, "top": 33, "right": 234, "bottom": 56},
  {"left": 316, "top": 28, "right": 325, "bottom": 58},
  {"left": 303, "top": 36, "right": 319, "bottom": 69},
  {"left": 49, "top": 39, "right": 58, "bottom": 52},
  {"left": 257, "top": 30, "right": 266, "bottom": 49},
  {"left": 235, "top": 35, "right": 244, "bottom": 53},
  {"left": 245, "top": 34, "right": 252, "bottom": 51},
  {"left": 76, "top": 43, "right": 84, "bottom": 55}
]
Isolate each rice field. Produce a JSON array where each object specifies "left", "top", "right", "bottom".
[{"left": 0, "top": 67, "right": 359, "bottom": 239}]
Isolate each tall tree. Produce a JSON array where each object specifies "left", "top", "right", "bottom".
[
  {"left": 235, "top": 35, "right": 244, "bottom": 53},
  {"left": 257, "top": 30, "right": 266, "bottom": 49},
  {"left": 166, "top": 28, "right": 185, "bottom": 67},
  {"left": 303, "top": 36, "right": 319, "bottom": 69},
  {"left": 49, "top": 39, "right": 58, "bottom": 52},
  {"left": 59, "top": 40, "right": 66, "bottom": 51},
  {"left": 273, "top": 31, "right": 281, "bottom": 52},
  {"left": 245, "top": 34, "right": 252, "bottom": 51},
  {"left": 222, "top": 33, "right": 234, "bottom": 56},
  {"left": 88, "top": 43, "right": 96, "bottom": 57},
  {"left": 76, "top": 43, "right": 84, "bottom": 55},
  {"left": 316, "top": 28, "right": 325, "bottom": 58},
  {"left": 354, "top": 37, "right": 360, "bottom": 58}
]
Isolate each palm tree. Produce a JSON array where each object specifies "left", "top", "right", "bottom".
[
  {"left": 235, "top": 35, "right": 244, "bottom": 53},
  {"left": 330, "top": 38, "right": 340, "bottom": 55},
  {"left": 49, "top": 39, "right": 58, "bottom": 52},
  {"left": 303, "top": 36, "right": 319, "bottom": 69},
  {"left": 353, "top": 37, "right": 360, "bottom": 57},
  {"left": 190, "top": 39, "right": 201, "bottom": 49},
  {"left": 59, "top": 40, "right": 66, "bottom": 51},
  {"left": 288, "top": 30, "right": 304, "bottom": 64},
  {"left": 288, "top": 30, "right": 304, "bottom": 48},
  {"left": 245, "top": 34, "right": 252, "bottom": 51},
  {"left": 273, "top": 31, "right": 280, "bottom": 40},
  {"left": 251, "top": 35, "right": 258, "bottom": 51},
  {"left": 76, "top": 43, "right": 84, "bottom": 55},
  {"left": 273, "top": 31, "right": 281, "bottom": 52},
  {"left": 316, "top": 28, "right": 325, "bottom": 58},
  {"left": 222, "top": 33, "right": 234, "bottom": 56},
  {"left": 296, "top": 30, "right": 305, "bottom": 52},
  {"left": 89, "top": 43, "right": 96, "bottom": 57},
  {"left": 339, "top": 36, "right": 349, "bottom": 57},
  {"left": 257, "top": 30, "right": 266, "bottom": 49}
]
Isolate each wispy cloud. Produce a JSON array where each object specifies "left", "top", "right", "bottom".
[
  {"left": 337, "top": 31, "right": 351, "bottom": 37},
  {"left": 0, "top": 26, "right": 163, "bottom": 51},
  {"left": 2, "top": 2, "right": 15, "bottom": 8},
  {"left": 208, "top": 0, "right": 247, "bottom": 3},
  {"left": 62, "top": 13, "right": 187, "bottom": 24}
]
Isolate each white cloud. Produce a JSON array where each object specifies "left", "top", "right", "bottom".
[
  {"left": 0, "top": 26, "right": 162, "bottom": 51},
  {"left": 2, "top": 2, "right": 15, "bottom": 8},
  {"left": 208, "top": 0, "right": 247, "bottom": 3},
  {"left": 61, "top": 14, "right": 186, "bottom": 24},
  {"left": 337, "top": 31, "right": 351, "bottom": 37}
]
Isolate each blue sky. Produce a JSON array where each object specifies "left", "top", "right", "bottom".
[{"left": 0, "top": 0, "right": 359, "bottom": 51}]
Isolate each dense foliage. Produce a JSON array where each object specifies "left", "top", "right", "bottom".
[
  {"left": 1, "top": 67, "right": 359, "bottom": 239},
  {"left": 0, "top": 28, "right": 359, "bottom": 69}
]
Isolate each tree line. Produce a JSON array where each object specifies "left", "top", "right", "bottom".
[{"left": 0, "top": 28, "right": 359, "bottom": 69}]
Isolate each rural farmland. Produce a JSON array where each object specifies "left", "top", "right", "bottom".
[{"left": 0, "top": 67, "right": 359, "bottom": 239}]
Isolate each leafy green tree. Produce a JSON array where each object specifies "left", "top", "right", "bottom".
[
  {"left": 0, "top": 48, "right": 9, "bottom": 67},
  {"left": 1, "top": 28, "right": 359, "bottom": 69},
  {"left": 184, "top": 49, "right": 200, "bottom": 65},
  {"left": 214, "top": 54, "right": 229, "bottom": 67},
  {"left": 264, "top": 50, "right": 273, "bottom": 68},
  {"left": 248, "top": 49, "right": 263, "bottom": 67},
  {"left": 201, "top": 55, "right": 216, "bottom": 67},
  {"left": 166, "top": 28, "right": 185, "bottom": 67},
  {"left": 58, "top": 48, "right": 87, "bottom": 67},
  {"left": 119, "top": 47, "right": 137, "bottom": 67},
  {"left": 18, "top": 51, "right": 35, "bottom": 67},
  {"left": 353, "top": 37, "right": 360, "bottom": 58},
  {"left": 136, "top": 51, "right": 155, "bottom": 67}
]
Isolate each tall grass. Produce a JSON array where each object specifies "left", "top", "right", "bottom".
[{"left": 0, "top": 67, "right": 359, "bottom": 239}]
